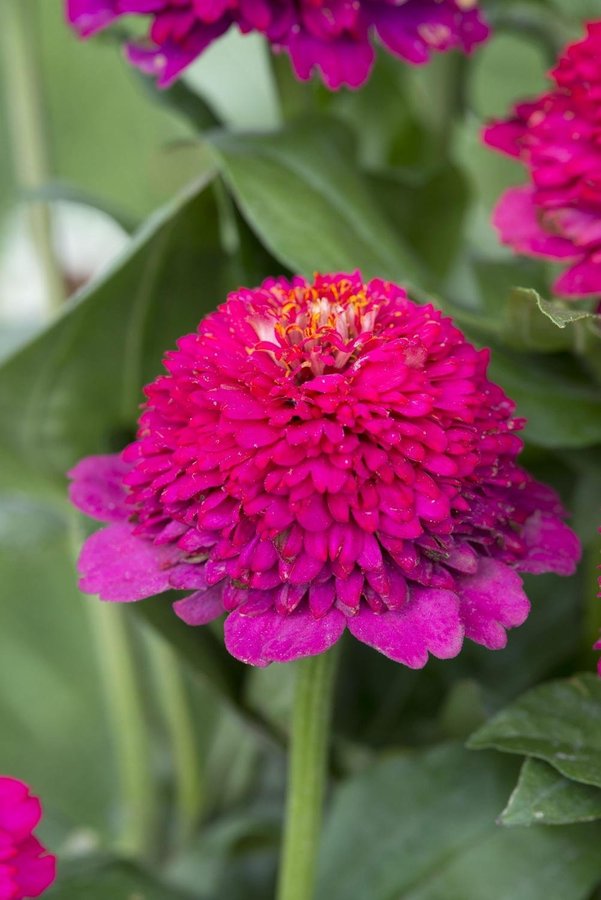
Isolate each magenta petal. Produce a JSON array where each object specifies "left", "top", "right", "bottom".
[
  {"left": 78, "top": 523, "right": 175, "bottom": 601},
  {"left": 68, "top": 454, "right": 131, "bottom": 523},
  {"left": 482, "top": 120, "right": 525, "bottom": 158},
  {"left": 126, "top": 19, "right": 230, "bottom": 87},
  {"left": 12, "top": 841, "right": 57, "bottom": 898},
  {"left": 173, "top": 586, "right": 224, "bottom": 625},
  {"left": 457, "top": 558, "right": 530, "bottom": 650},
  {"left": 520, "top": 511, "right": 581, "bottom": 576},
  {"left": 347, "top": 588, "right": 463, "bottom": 668},
  {"left": 224, "top": 608, "right": 346, "bottom": 666},
  {"left": 67, "top": 0, "right": 120, "bottom": 36},
  {"left": 493, "top": 186, "right": 577, "bottom": 259},
  {"left": 554, "top": 256, "right": 601, "bottom": 298}
]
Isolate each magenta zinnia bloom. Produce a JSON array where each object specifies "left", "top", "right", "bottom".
[
  {"left": 0, "top": 779, "right": 56, "bottom": 900},
  {"left": 66, "top": 0, "right": 489, "bottom": 90},
  {"left": 484, "top": 23, "right": 601, "bottom": 298},
  {"left": 69, "top": 273, "right": 580, "bottom": 667}
]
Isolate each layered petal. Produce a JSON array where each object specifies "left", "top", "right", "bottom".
[
  {"left": 457, "top": 558, "right": 530, "bottom": 650},
  {"left": 78, "top": 523, "right": 176, "bottom": 601},
  {"left": 68, "top": 454, "right": 130, "bottom": 523},
  {"left": 492, "top": 187, "right": 577, "bottom": 260},
  {"left": 224, "top": 607, "right": 346, "bottom": 666},
  {"left": 347, "top": 588, "right": 463, "bottom": 668},
  {"left": 173, "top": 585, "right": 224, "bottom": 624},
  {"left": 68, "top": 0, "right": 489, "bottom": 90}
]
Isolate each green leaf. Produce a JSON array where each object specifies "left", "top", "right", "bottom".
[
  {"left": 488, "top": 350, "right": 601, "bottom": 448},
  {"left": 316, "top": 744, "right": 601, "bottom": 900},
  {"left": 48, "top": 859, "right": 195, "bottom": 900},
  {"left": 135, "top": 72, "right": 220, "bottom": 131},
  {"left": 369, "top": 162, "right": 470, "bottom": 281},
  {"left": 0, "top": 173, "right": 227, "bottom": 478},
  {"left": 469, "top": 675, "right": 601, "bottom": 789},
  {"left": 504, "top": 289, "right": 574, "bottom": 352},
  {"left": 501, "top": 758, "right": 601, "bottom": 827},
  {"left": 208, "top": 118, "right": 422, "bottom": 285},
  {"left": 534, "top": 293, "right": 599, "bottom": 329},
  {"left": 0, "top": 496, "right": 116, "bottom": 842}
]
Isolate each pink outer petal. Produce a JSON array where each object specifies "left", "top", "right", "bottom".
[
  {"left": 11, "top": 838, "right": 56, "bottom": 898},
  {"left": 66, "top": 0, "right": 120, "bottom": 36},
  {"left": 78, "top": 523, "right": 176, "bottom": 602},
  {"left": 347, "top": 588, "right": 463, "bottom": 668},
  {"left": 492, "top": 186, "right": 578, "bottom": 260},
  {"left": 173, "top": 586, "right": 224, "bottom": 625},
  {"left": 519, "top": 511, "right": 581, "bottom": 576},
  {"left": 482, "top": 120, "right": 526, "bottom": 158},
  {"left": 287, "top": 32, "right": 374, "bottom": 89},
  {"left": 68, "top": 454, "right": 130, "bottom": 523},
  {"left": 224, "top": 608, "right": 346, "bottom": 666},
  {"left": 0, "top": 780, "right": 40, "bottom": 840},
  {"left": 125, "top": 18, "right": 230, "bottom": 87},
  {"left": 457, "top": 557, "right": 530, "bottom": 651},
  {"left": 554, "top": 256, "right": 601, "bottom": 298}
]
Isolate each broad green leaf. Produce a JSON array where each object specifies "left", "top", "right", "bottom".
[
  {"left": 504, "top": 288, "right": 574, "bottom": 352},
  {"left": 0, "top": 497, "right": 115, "bottom": 842},
  {"left": 208, "top": 118, "right": 422, "bottom": 285},
  {"left": 316, "top": 744, "right": 601, "bottom": 900},
  {"left": 369, "top": 163, "right": 470, "bottom": 281},
  {"left": 0, "top": 174, "right": 224, "bottom": 478},
  {"left": 48, "top": 859, "right": 195, "bottom": 900},
  {"left": 534, "top": 293, "right": 599, "bottom": 329},
  {"left": 501, "top": 758, "right": 601, "bottom": 827},
  {"left": 488, "top": 349, "right": 601, "bottom": 448},
  {"left": 469, "top": 675, "right": 601, "bottom": 789}
]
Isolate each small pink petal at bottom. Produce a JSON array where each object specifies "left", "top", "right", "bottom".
[
  {"left": 78, "top": 523, "right": 175, "bottom": 602},
  {"left": 224, "top": 607, "right": 346, "bottom": 666},
  {"left": 520, "top": 511, "right": 581, "bottom": 576},
  {"left": 457, "top": 557, "right": 530, "bottom": 650},
  {"left": 68, "top": 453, "right": 130, "bottom": 523},
  {"left": 173, "top": 586, "right": 224, "bottom": 625},
  {"left": 347, "top": 588, "right": 463, "bottom": 668}
]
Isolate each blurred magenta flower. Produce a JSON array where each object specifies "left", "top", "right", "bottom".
[
  {"left": 0, "top": 778, "right": 56, "bottom": 900},
  {"left": 69, "top": 273, "right": 580, "bottom": 667},
  {"left": 484, "top": 23, "right": 601, "bottom": 298},
  {"left": 66, "top": 0, "right": 489, "bottom": 90}
]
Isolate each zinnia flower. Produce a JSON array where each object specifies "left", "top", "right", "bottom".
[
  {"left": 483, "top": 22, "right": 601, "bottom": 298},
  {"left": 0, "top": 778, "right": 56, "bottom": 900},
  {"left": 66, "top": 0, "right": 489, "bottom": 90},
  {"left": 69, "top": 272, "right": 580, "bottom": 667}
]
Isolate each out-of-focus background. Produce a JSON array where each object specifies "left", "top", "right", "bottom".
[{"left": 2, "top": 3, "right": 601, "bottom": 898}]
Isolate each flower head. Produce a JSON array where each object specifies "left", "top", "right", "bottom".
[
  {"left": 483, "top": 22, "right": 601, "bottom": 298},
  {"left": 66, "top": 0, "right": 489, "bottom": 90},
  {"left": 69, "top": 273, "right": 580, "bottom": 667},
  {"left": 0, "top": 778, "right": 56, "bottom": 900}
]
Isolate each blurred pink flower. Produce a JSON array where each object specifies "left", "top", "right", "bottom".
[
  {"left": 69, "top": 272, "right": 580, "bottom": 667},
  {"left": 66, "top": 0, "right": 489, "bottom": 90},
  {"left": 0, "top": 778, "right": 56, "bottom": 900},
  {"left": 484, "top": 22, "right": 601, "bottom": 298}
]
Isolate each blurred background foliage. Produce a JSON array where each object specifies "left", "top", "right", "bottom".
[{"left": 1, "top": 0, "right": 601, "bottom": 897}]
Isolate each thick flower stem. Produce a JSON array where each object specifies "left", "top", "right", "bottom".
[
  {"left": 2, "top": 0, "right": 63, "bottom": 314},
  {"left": 276, "top": 647, "right": 339, "bottom": 900}
]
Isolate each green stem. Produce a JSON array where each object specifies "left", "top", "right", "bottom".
[
  {"left": 68, "top": 514, "right": 158, "bottom": 859},
  {"left": 149, "top": 634, "right": 204, "bottom": 843},
  {"left": 1, "top": 0, "right": 63, "bottom": 313},
  {"left": 87, "top": 602, "right": 159, "bottom": 859},
  {"left": 276, "top": 648, "right": 339, "bottom": 900}
]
